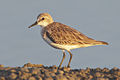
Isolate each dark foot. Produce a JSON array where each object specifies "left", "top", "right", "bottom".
[
  {"left": 67, "top": 65, "right": 70, "bottom": 68},
  {"left": 58, "top": 66, "right": 62, "bottom": 69}
]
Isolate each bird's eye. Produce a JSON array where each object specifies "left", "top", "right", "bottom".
[{"left": 42, "top": 18, "right": 45, "bottom": 20}]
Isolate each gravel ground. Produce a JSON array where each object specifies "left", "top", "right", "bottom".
[{"left": 0, "top": 63, "right": 120, "bottom": 80}]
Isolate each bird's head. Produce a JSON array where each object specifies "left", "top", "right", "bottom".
[{"left": 28, "top": 13, "right": 54, "bottom": 28}]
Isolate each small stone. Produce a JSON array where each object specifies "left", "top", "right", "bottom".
[
  {"left": 88, "top": 75, "right": 93, "bottom": 79},
  {"left": 95, "top": 72, "right": 101, "bottom": 77},
  {"left": 29, "top": 77, "right": 36, "bottom": 80},
  {"left": 114, "top": 71, "right": 120, "bottom": 76},
  {"left": 116, "top": 77, "right": 120, "bottom": 80},
  {"left": 80, "top": 69, "right": 85, "bottom": 73},
  {"left": 20, "top": 73, "right": 32, "bottom": 79},
  {"left": 40, "top": 74, "right": 45, "bottom": 78},
  {"left": 58, "top": 70, "right": 64, "bottom": 74},
  {"left": 64, "top": 73, "right": 69, "bottom": 76},
  {"left": 32, "top": 69, "right": 39, "bottom": 74},
  {"left": 4, "top": 67, "right": 11, "bottom": 70},
  {"left": 21, "top": 68, "right": 29, "bottom": 72},
  {"left": 51, "top": 65, "right": 57, "bottom": 69},
  {"left": 50, "top": 73, "right": 56, "bottom": 77},
  {"left": 85, "top": 67, "right": 90, "bottom": 73},
  {"left": 75, "top": 77, "right": 81, "bottom": 80},
  {"left": 70, "top": 73, "right": 76, "bottom": 78},
  {"left": 55, "top": 75, "right": 67, "bottom": 80},
  {"left": 37, "top": 76, "right": 42, "bottom": 80},
  {"left": 67, "top": 76, "right": 74, "bottom": 80},
  {"left": 113, "top": 67, "right": 118, "bottom": 70},
  {"left": 33, "top": 64, "right": 43, "bottom": 67},
  {"left": 23, "top": 63, "right": 33, "bottom": 67},
  {"left": 18, "top": 71, "right": 22, "bottom": 76},
  {"left": 44, "top": 77, "right": 53, "bottom": 80},
  {"left": 10, "top": 69, "right": 16, "bottom": 73},
  {"left": 96, "top": 68, "right": 101, "bottom": 72},
  {"left": 102, "top": 68, "right": 109, "bottom": 73},
  {"left": 23, "top": 63, "right": 43, "bottom": 68},
  {"left": 0, "top": 77, "right": 5, "bottom": 80},
  {"left": 9, "top": 73, "right": 17, "bottom": 79},
  {"left": 52, "top": 69, "right": 57, "bottom": 73},
  {"left": 63, "top": 67, "right": 70, "bottom": 72},
  {"left": 117, "top": 71, "right": 120, "bottom": 76},
  {"left": 0, "top": 64, "right": 4, "bottom": 67},
  {"left": 44, "top": 72, "right": 50, "bottom": 78},
  {"left": 96, "top": 78, "right": 109, "bottom": 80}
]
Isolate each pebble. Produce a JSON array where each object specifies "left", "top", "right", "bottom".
[
  {"left": 58, "top": 70, "right": 64, "bottom": 74},
  {"left": 0, "top": 63, "right": 119, "bottom": 80},
  {"left": 0, "top": 64, "right": 4, "bottom": 67},
  {"left": 31, "top": 68, "right": 40, "bottom": 74},
  {"left": 0, "top": 77, "right": 5, "bottom": 80},
  {"left": 96, "top": 78, "right": 109, "bottom": 80},
  {"left": 10, "top": 69, "right": 16, "bottom": 73},
  {"left": 23, "top": 63, "right": 43, "bottom": 68},
  {"left": 21, "top": 68, "right": 29, "bottom": 73},
  {"left": 95, "top": 72, "right": 102, "bottom": 77},
  {"left": 44, "top": 77, "right": 53, "bottom": 80},
  {"left": 9, "top": 73, "right": 17, "bottom": 79},
  {"left": 28, "top": 76, "right": 36, "bottom": 80},
  {"left": 50, "top": 72, "right": 56, "bottom": 77},
  {"left": 50, "top": 68, "right": 57, "bottom": 73},
  {"left": 37, "top": 76, "right": 42, "bottom": 80},
  {"left": 63, "top": 67, "right": 71, "bottom": 72}
]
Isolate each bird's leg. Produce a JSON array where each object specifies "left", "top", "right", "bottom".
[
  {"left": 58, "top": 50, "right": 66, "bottom": 68},
  {"left": 67, "top": 50, "right": 73, "bottom": 68}
]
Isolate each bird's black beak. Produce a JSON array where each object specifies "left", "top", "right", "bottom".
[{"left": 28, "top": 21, "right": 38, "bottom": 28}]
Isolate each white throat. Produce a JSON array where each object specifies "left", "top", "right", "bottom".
[{"left": 38, "top": 22, "right": 50, "bottom": 27}]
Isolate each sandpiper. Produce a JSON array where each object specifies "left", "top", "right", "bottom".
[{"left": 28, "top": 13, "right": 108, "bottom": 68}]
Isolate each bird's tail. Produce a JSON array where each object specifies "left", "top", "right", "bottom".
[{"left": 93, "top": 41, "right": 109, "bottom": 45}]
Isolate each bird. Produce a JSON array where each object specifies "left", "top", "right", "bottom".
[{"left": 28, "top": 13, "right": 108, "bottom": 68}]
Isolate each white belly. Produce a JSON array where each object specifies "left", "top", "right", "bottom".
[{"left": 50, "top": 43, "right": 81, "bottom": 51}]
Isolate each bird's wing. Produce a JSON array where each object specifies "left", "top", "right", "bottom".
[{"left": 44, "top": 22, "right": 96, "bottom": 45}]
